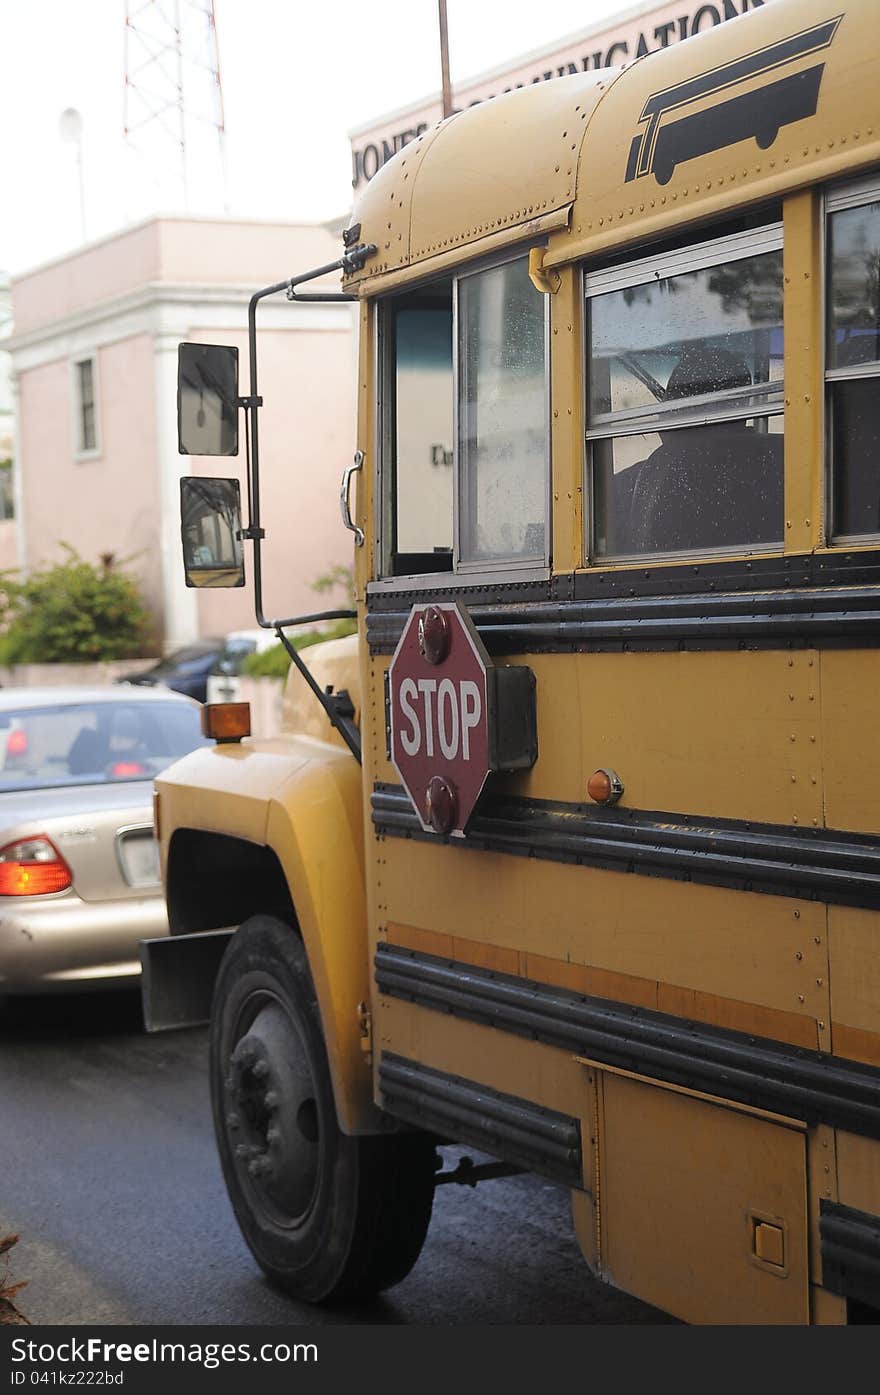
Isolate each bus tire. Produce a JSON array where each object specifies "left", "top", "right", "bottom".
[{"left": 209, "top": 913, "right": 437, "bottom": 1303}]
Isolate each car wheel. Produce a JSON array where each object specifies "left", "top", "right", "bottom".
[{"left": 210, "top": 914, "right": 436, "bottom": 1303}]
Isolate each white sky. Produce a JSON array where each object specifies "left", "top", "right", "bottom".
[{"left": 0, "top": 0, "right": 627, "bottom": 278}]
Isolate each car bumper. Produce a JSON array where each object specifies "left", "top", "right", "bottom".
[{"left": 0, "top": 891, "right": 168, "bottom": 993}]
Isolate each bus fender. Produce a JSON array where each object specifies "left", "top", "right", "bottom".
[{"left": 263, "top": 746, "right": 379, "bottom": 1137}]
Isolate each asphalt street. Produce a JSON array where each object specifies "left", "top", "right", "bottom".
[{"left": 0, "top": 989, "right": 674, "bottom": 1326}]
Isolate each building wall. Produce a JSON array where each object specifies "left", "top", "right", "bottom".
[
  {"left": 188, "top": 316, "right": 357, "bottom": 638},
  {"left": 156, "top": 219, "right": 343, "bottom": 292},
  {"left": 0, "top": 521, "right": 17, "bottom": 575},
  {"left": 9, "top": 217, "right": 357, "bottom": 651},
  {"left": 16, "top": 336, "right": 163, "bottom": 632},
  {"left": 0, "top": 275, "right": 16, "bottom": 576},
  {"left": 11, "top": 223, "right": 162, "bottom": 337}
]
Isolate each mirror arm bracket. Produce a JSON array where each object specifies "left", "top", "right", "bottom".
[{"left": 242, "top": 252, "right": 378, "bottom": 766}]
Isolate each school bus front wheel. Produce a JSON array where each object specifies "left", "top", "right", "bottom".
[{"left": 209, "top": 914, "right": 437, "bottom": 1303}]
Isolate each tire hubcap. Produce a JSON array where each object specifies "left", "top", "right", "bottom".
[{"left": 225, "top": 1001, "right": 320, "bottom": 1221}]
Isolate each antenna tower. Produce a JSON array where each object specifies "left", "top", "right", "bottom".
[{"left": 123, "top": 0, "right": 227, "bottom": 217}]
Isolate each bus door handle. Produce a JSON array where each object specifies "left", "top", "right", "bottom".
[{"left": 340, "top": 450, "right": 365, "bottom": 547}]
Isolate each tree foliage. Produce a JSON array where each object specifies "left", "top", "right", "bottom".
[
  {"left": 242, "top": 617, "right": 357, "bottom": 677},
  {"left": 0, "top": 546, "right": 150, "bottom": 663}
]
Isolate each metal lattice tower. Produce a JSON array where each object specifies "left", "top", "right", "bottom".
[{"left": 123, "top": 0, "right": 227, "bottom": 218}]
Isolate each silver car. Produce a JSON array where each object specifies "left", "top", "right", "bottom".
[{"left": 0, "top": 686, "right": 209, "bottom": 994}]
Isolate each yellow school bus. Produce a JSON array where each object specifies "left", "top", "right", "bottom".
[{"left": 146, "top": 0, "right": 880, "bottom": 1323}]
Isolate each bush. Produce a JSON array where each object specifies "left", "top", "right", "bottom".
[
  {"left": 243, "top": 617, "right": 357, "bottom": 678},
  {"left": 0, "top": 546, "right": 150, "bottom": 663}
]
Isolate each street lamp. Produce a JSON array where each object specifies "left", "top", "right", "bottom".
[{"left": 59, "top": 107, "right": 88, "bottom": 244}]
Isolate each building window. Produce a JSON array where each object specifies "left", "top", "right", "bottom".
[
  {"left": 585, "top": 224, "right": 784, "bottom": 560},
  {"left": 826, "top": 180, "right": 880, "bottom": 540},
  {"left": 0, "top": 460, "right": 12, "bottom": 520},
  {"left": 74, "top": 355, "right": 98, "bottom": 455}
]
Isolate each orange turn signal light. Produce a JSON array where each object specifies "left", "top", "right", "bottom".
[
  {"left": 587, "top": 768, "right": 624, "bottom": 806},
  {"left": 201, "top": 702, "right": 251, "bottom": 744}
]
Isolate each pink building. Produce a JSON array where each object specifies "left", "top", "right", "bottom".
[{"left": 7, "top": 217, "right": 357, "bottom": 651}]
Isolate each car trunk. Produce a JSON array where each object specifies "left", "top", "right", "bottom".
[{"left": 1, "top": 782, "right": 159, "bottom": 902}]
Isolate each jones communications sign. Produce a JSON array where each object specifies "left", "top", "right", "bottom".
[{"left": 350, "top": 0, "right": 775, "bottom": 190}]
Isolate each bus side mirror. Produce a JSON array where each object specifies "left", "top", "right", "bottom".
[
  {"left": 180, "top": 476, "right": 246, "bottom": 588},
  {"left": 178, "top": 342, "right": 239, "bottom": 457}
]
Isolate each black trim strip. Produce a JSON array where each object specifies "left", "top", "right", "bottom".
[
  {"left": 378, "top": 1052, "right": 583, "bottom": 1186},
  {"left": 639, "top": 17, "right": 840, "bottom": 120},
  {"left": 820, "top": 1201, "right": 880, "bottom": 1309},
  {"left": 368, "top": 584, "right": 880, "bottom": 655},
  {"left": 372, "top": 785, "right": 880, "bottom": 912},
  {"left": 375, "top": 945, "right": 880, "bottom": 1140},
  {"left": 366, "top": 552, "right": 880, "bottom": 655}
]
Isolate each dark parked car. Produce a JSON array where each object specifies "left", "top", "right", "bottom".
[{"left": 115, "top": 639, "right": 224, "bottom": 704}]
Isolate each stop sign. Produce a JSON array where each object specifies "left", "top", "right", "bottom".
[{"left": 388, "top": 601, "right": 492, "bottom": 837}]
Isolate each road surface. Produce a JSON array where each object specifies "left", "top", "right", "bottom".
[{"left": 0, "top": 989, "right": 674, "bottom": 1326}]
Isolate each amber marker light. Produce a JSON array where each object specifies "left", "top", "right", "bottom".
[
  {"left": 0, "top": 836, "right": 73, "bottom": 896},
  {"left": 202, "top": 702, "right": 251, "bottom": 743},
  {"left": 587, "top": 768, "right": 624, "bottom": 806}
]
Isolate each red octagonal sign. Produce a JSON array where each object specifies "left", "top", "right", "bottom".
[{"left": 388, "top": 601, "right": 491, "bottom": 837}]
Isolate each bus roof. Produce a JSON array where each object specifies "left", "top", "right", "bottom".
[{"left": 346, "top": 0, "right": 877, "bottom": 293}]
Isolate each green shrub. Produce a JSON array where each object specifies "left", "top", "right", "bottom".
[
  {"left": 0, "top": 546, "right": 150, "bottom": 663},
  {"left": 243, "top": 617, "right": 357, "bottom": 678}
]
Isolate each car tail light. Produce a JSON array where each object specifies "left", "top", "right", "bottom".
[
  {"left": 109, "top": 760, "right": 147, "bottom": 778},
  {"left": 6, "top": 728, "right": 27, "bottom": 757},
  {"left": 0, "top": 836, "right": 73, "bottom": 896}
]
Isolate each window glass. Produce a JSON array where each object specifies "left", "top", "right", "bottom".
[
  {"left": 459, "top": 258, "right": 548, "bottom": 565},
  {"left": 75, "top": 358, "right": 97, "bottom": 453},
  {"left": 830, "top": 379, "right": 880, "bottom": 536},
  {"left": 593, "top": 417, "right": 784, "bottom": 556},
  {"left": 0, "top": 461, "right": 13, "bottom": 520},
  {"left": 587, "top": 244, "right": 784, "bottom": 559},
  {"left": 590, "top": 254, "right": 784, "bottom": 418},
  {"left": 828, "top": 201, "right": 880, "bottom": 369},
  {"left": 0, "top": 700, "right": 210, "bottom": 792},
  {"left": 827, "top": 198, "right": 880, "bottom": 539},
  {"left": 393, "top": 301, "right": 454, "bottom": 569}
]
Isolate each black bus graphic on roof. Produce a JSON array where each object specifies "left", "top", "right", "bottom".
[{"left": 625, "top": 14, "right": 842, "bottom": 186}]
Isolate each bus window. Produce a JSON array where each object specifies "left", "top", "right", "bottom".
[
  {"left": 380, "top": 255, "right": 549, "bottom": 580},
  {"left": 385, "top": 283, "right": 454, "bottom": 577},
  {"left": 585, "top": 226, "right": 784, "bottom": 560},
  {"left": 827, "top": 184, "right": 880, "bottom": 540},
  {"left": 457, "top": 255, "right": 549, "bottom": 568}
]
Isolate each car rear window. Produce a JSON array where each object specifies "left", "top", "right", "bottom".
[{"left": 0, "top": 700, "right": 211, "bottom": 792}]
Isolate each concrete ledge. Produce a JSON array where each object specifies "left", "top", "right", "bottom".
[{"left": 0, "top": 658, "right": 157, "bottom": 688}]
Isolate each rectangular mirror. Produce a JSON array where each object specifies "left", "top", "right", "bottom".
[
  {"left": 178, "top": 343, "right": 239, "bottom": 456},
  {"left": 180, "top": 477, "right": 245, "bottom": 588}
]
